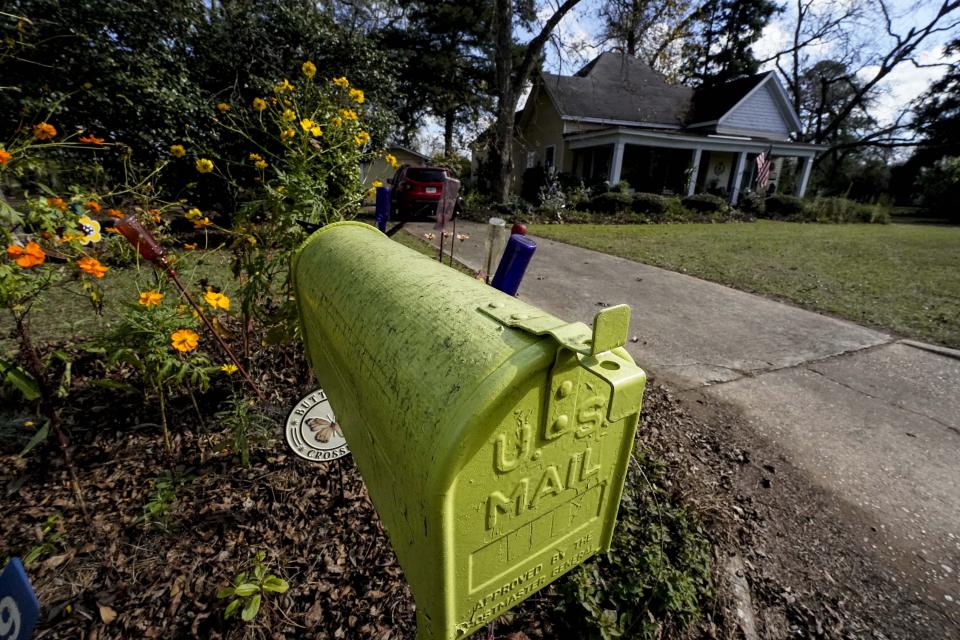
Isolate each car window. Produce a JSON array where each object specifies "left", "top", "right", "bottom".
[{"left": 406, "top": 168, "right": 446, "bottom": 182}]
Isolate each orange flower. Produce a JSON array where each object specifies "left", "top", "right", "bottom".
[
  {"left": 183, "top": 242, "right": 197, "bottom": 250},
  {"left": 138, "top": 290, "right": 164, "bottom": 307},
  {"left": 148, "top": 209, "right": 161, "bottom": 223},
  {"left": 32, "top": 122, "right": 57, "bottom": 140},
  {"left": 171, "top": 329, "right": 200, "bottom": 352},
  {"left": 0, "top": 149, "right": 11, "bottom": 165},
  {"left": 193, "top": 217, "right": 213, "bottom": 229},
  {"left": 105, "top": 208, "right": 124, "bottom": 219},
  {"left": 83, "top": 200, "right": 102, "bottom": 214},
  {"left": 105, "top": 226, "right": 120, "bottom": 234},
  {"left": 77, "top": 256, "right": 108, "bottom": 278},
  {"left": 203, "top": 290, "right": 230, "bottom": 310},
  {"left": 47, "top": 197, "right": 67, "bottom": 211},
  {"left": 7, "top": 242, "right": 46, "bottom": 268},
  {"left": 79, "top": 134, "right": 104, "bottom": 145}
]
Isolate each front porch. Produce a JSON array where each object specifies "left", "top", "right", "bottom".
[{"left": 567, "top": 128, "right": 821, "bottom": 204}]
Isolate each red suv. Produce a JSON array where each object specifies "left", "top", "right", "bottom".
[{"left": 389, "top": 165, "right": 451, "bottom": 220}]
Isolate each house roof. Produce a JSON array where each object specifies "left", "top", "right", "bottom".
[
  {"left": 687, "top": 73, "right": 771, "bottom": 124},
  {"left": 539, "top": 53, "right": 694, "bottom": 126}
]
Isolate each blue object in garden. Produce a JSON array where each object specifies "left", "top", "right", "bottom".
[
  {"left": 375, "top": 186, "right": 391, "bottom": 232},
  {"left": 491, "top": 234, "right": 537, "bottom": 296},
  {"left": 0, "top": 558, "right": 40, "bottom": 640}
]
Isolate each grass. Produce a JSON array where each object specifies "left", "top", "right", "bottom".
[{"left": 529, "top": 221, "right": 960, "bottom": 349}]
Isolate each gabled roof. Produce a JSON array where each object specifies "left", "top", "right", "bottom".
[
  {"left": 687, "top": 73, "right": 771, "bottom": 124},
  {"left": 539, "top": 53, "right": 693, "bottom": 126}
]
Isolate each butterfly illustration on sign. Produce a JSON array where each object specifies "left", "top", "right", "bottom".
[{"left": 305, "top": 416, "right": 342, "bottom": 443}]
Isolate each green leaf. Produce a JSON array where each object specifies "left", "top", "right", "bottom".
[
  {"left": 241, "top": 594, "right": 261, "bottom": 622},
  {"left": 233, "top": 583, "right": 259, "bottom": 597},
  {"left": 262, "top": 576, "right": 289, "bottom": 594},
  {"left": 0, "top": 358, "right": 41, "bottom": 401},
  {"left": 216, "top": 587, "right": 235, "bottom": 599},
  {"left": 224, "top": 598, "right": 243, "bottom": 620},
  {"left": 20, "top": 422, "right": 50, "bottom": 457}
]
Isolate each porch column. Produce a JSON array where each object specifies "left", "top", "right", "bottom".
[
  {"left": 730, "top": 151, "right": 747, "bottom": 205},
  {"left": 609, "top": 141, "right": 625, "bottom": 185},
  {"left": 797, "top": 155, "right": 814, "bottom": 197},
  {"left": 687, "top": 147, "right": 702, "bottom": 196}
]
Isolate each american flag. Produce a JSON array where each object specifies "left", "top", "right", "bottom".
[{"left": 755, "top": 148, "right": 773, "bottom": 190}]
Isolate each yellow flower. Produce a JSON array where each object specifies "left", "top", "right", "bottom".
[
  {"left": 32, "top": 122, "right": 57, "bottom": 140},
  {"left": 249, "top": 152, "right": 264, "bottom": 162},
  {"left": 252, "top": 97, "right": 267, "bottom": 111},
  {"left": 183, "top": 242, "right": 197, "bottom": 250},
  {"left": 302, "top": 61, "right": 317, "bottom": 79},
  {"left": 193, "top": 217, "right": 213, "bottom": 229},
  {"left": 281, "top": 127, "right": 296, "bottom": 141},
  {"left": 310, "top": 126, "right": 322, "bottom": 137},
  {"left": 354, "top": 131, "right": 370, "bottom": 146},
  {"left": 77, "top": 215, "right": 102, "bottom": 245},
  {"left": 348, "top": 87, "right": 365, "bottom": 104},
  {"left": 220, "top": 363, "right": 239, "bottom": 375},
  {"left": 300, "top": 118, "right": 315, "bottom": 132},
  {"left": 255, "top": 159, "right": 268, "bottom": 169},
  {"left": 338, "top": 108, "right": 358, "bottom": 121},
  {"left": 330, "top": 116, "right": 343, "bottom": 127},
  {"left": 274, "top": 78, "right": 294, "bottom": 93},
  {"left": 217, "top": 102, "right": 231, "bottom": 112},
  {"left": 170, "top": 144, "right": 186, "bottom": 157},
  {"left": 138, "top": 290, "right": 164, "bottom": 306},
  {"left": 203, "top": 289, "right": 230, "bottom": 311},
  {"left": 186, "top": 207, "right": 202, "bottom": 220},
  {"left": 385, "top": 153, "right": 398, "bottom": 169},
  {"left": 333, "top": 76, "right": 349, "bottom": 88},
  {"left": 282, "top": 108, "right": 296, "bottom": 121},
  {"left": 195, "top": 158, "right": 214, "bottom": 173},
  {"left": 372, "top": 179, "right": 383, "bottom": 189},
  {"left": 171, "top": 329, "right": 199, "bottom": 352}
]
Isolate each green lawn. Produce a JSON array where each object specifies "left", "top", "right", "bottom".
[{"left": 529, "top": 221, "right": 960, "bottom": 349}]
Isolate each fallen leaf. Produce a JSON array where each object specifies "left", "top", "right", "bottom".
[{"left": 98, "top": 603, "right": 118, "bottom": 624}]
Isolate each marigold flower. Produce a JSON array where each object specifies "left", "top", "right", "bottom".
[
  {"left": 138, "top": 290, "right": 164, "bottom": 307},
  {"left": 0, "top": 149, "right": 12, "bottom": 165},
  {"left": 354, "top": 131, "right": 370, "bottom": 146},
  {"left": 217, "top": 102, "right": 231, "bottom": 112},
  {"left": 339, "top": 108, "right": 358, "bottom": 121},
  {"left": 203, "top": 289, "right": 230, "bottom": 311},
  {"left": 79, "top": 134, "right": 104, "bottom": 145},
  {"left": 281, "top": 108, "right": 296, "bottom": 122},
  {"left": 348, "top": 88, "right": 365, "bottom": 104},
  {"left": 105, "top": 208, "right": 124, "bottom": 218},
  {"left": 193, "top": 217, "right": 213, "bottom": 229},
  {"left": 7, "top": 242, "right": 46, "bottom": 268},
  {"left": 185, "top": 207, "right": 202, "bottom": 220},
  {"left": 255, "top": 159, "right": 268, "bottom": 169},
  {"left": 249, "top": 152, "right": 264, "bottom": 162},
  {"left": 83, "top": 200, "right": 102, "bottom": 214},
  {"left": 385, "top": 153, "right": 398, "bottom": 169},
  {"left": 333, "top": 76, "right": 349, "bottom": 88},
  {"left": 170, "top": 144, "right": 186, "bottom": 157},
  {"left": 220, "top": 363, "right": 239, "bottom": 375},
  {"left": 32, "top": 122, "right": 57, "bottom": 140},
  {"left": 195, "top": 158, "right": 214, "bottom": 174},
  {"left": 48, "top": 197, "right": 67, "bottom": 211},
  {"left": 183, "top": 243, "right": 197, "bottom": 250},
  {"left": 148, "top": 209, "right": 161, "bottom": 223},
  {"left": 330, "top": 116, "right": 343, "bottom": 127},
  {"left": 274, "top": 78, "right": 294, "bottom": 93},
  {"left": 300, "top": 118, "right": 316, "bottom": 132},
  {"left": 252, "top": 97, "right": 267, "bottom": 111},
  {"left": 281, "top": 127, "right": 296, "bottom": 141},
  {"left": 171, "top": 329, "right": 200, "bottom": 352},
  {"left": 77, "top": 215, "right": 102, "bottom": 244},
  {"left": 372, "top": 179, "right": 383, "bottom": 189},
  {"left": 77, "top": 256, "right": 108, "bottom": 278},
  {"left": 105, "top": 226, "right": 120, "bottom": 234},
  {"left": 302, "top": 61, "right": 317, "bottom": 79}
]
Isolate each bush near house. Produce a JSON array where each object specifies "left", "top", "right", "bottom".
[
  {"left": 632, "top": 192, "right": 669, "bottom": 215},
  {"left": 763, "top": 193, "right": 806, "bottom": 217},
  {"left": 586, "top": 191, "right": 634, "bottom": 214},
  {"left": 681, "top": 193, "right": 729, "bottom": 214}
]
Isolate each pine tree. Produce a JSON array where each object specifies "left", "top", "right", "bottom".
[{"left": 684, "top": 0, "right": 780, "bottom": 87}]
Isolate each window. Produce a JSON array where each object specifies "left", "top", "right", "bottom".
[{"left": 544, "top": 145, "right": 556, "bottom": 169}]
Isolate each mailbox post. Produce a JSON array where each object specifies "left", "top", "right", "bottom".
[{"left": 293, "top": 221, "right": 646, "bottom": 639}]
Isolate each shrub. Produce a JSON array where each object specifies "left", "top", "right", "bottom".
[
  {"left": 738, "top": 191, "right": 766, "bottom": 216},
  {"left": 631, "top": 192, "right": 668, "bottom": 215},
  {"left": 764, "top": 193, "right": 806, "bottom": 217},
  {"left": 806, "top": 196, "right": 891, "bottom": 224},
  {"left": 681, "top": 193, "right": 727, "bottom": 213},
  {"left": 587, "top": 191, "right": 633, "bottom": 214}
]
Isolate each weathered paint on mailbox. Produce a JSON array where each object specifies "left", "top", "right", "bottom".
[{"left": 292, "top": 221, "right": 646, "bottom": 639}]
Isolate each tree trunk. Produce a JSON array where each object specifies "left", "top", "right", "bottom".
[
  {"left": 491, "top": 0, "right": 515, "bottom": 203},
  {"left": 443, "top": 109, "right": 455, "bottom": 157}
]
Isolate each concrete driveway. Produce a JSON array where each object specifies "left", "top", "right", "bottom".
[{"left": 405, "top": 220, "right": 960, "bottom": 615}]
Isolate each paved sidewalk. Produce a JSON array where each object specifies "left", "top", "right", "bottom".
[{"left": 406, "top": 220, "right": 960, "bottom": 613}]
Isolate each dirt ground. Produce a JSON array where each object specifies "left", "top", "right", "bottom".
[{"left": 2, "top": 348, "right": 957, "bottom": 638}]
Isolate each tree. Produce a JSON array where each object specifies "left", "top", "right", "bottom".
[
  {"left": 912, "top": 37, "right": 960, "bottom": 166},
  {"left": 599, "top": 0, "right": 696, "bottom": 79},
  {"left": 489, "top": 0, "right": 585, "bottom": 202},
  {"left": 683, "top": 0, "right": 780, "bottom": 86}
]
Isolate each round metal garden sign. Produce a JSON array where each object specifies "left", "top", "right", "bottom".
[{"left": 285, "top": 389, "right": 350, "bottom": 462}]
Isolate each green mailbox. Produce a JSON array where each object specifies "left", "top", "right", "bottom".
[{"left": 292, "top": 222, "right": 646, "bottom": 639}]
